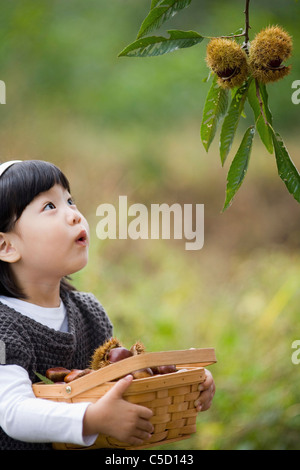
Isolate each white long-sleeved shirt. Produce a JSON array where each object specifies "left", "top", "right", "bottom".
[{"left": 0, "top": 296, "right": 97, "bottom": 446}]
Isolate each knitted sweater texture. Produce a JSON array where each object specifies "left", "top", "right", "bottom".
[{"left": 0, "top": 289, "right": 113, "bottom": 450}]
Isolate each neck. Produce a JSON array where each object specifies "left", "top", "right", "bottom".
[
  {"left": 9, "top": 263, "right": 63, "bottom": 307},
  {"left": 18, "top": 278, "right": 61, "bottom": 307}
]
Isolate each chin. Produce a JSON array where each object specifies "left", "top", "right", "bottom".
[{"left": 67, "top": 256, "right": 89, "bottom": 277}]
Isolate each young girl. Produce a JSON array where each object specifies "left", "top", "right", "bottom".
[{"left": 0, "top": 160, "right": 215, "bottom": 450}]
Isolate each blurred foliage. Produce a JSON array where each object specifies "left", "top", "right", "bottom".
[
  {"left": 0, "top": 0, "right": 300, "bottom": 450},
  {"left": 0, "top": 0, "right": 299, "bottom": 131},
  {"left": 72, "top": 125, "right": 300, "bottom": 450}
]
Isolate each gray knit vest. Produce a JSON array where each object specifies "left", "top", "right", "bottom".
[{"left": 0, "top": 289, "right": 113, "bottom": 450}]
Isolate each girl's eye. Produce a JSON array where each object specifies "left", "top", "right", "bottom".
[
  {"left": 43, "top": 202, "right": 56, "bottom": 211},
  {"left": 67, "top": 197, "right": 76, "bottom": 206}
]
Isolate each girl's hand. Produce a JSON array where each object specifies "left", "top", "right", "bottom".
[
  {"left": 83, "top": 374, "right": 154, "bottom": 446},
  {"left": 194, "top": 369, "right": 215, "bottom": 412}
]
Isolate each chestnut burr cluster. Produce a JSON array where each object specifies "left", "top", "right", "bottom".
[
  {"left": 44, "top": 338, "right": 177, "bottom": 384},
  {"left": 205, "top": 26, "right": 292, "bottom": 89}
]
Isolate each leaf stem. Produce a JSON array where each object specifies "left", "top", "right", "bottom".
[{"left": 210, "top": 33, "right": 245, "bottom": 40}]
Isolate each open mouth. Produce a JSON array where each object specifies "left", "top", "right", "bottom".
[{"left": 75, "top": 230, "right": 88, "bottom": 246}]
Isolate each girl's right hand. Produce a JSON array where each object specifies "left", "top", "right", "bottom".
[{"left": 83, "top": 374, "right": 154, "bottom": 446}]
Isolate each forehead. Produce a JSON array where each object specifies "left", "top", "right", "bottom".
[
  {"left": 25, "top": 184, "right": 70, "bottom": 207},
  {"left": 39, "top": 184, "right": 70, "bottom": 197}
]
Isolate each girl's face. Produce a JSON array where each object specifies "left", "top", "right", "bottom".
[{"left": 9, "top": 184, "right": 90, "bottom": 282}]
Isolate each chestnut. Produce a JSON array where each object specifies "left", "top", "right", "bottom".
[
  {"left": 216, "top": 67, "right": 237, "bottom": 79},
  {"left": 107, "top": 347, "right": 133, "bottom": 363},
  {"left": 131, "top": 368, "right": 153, "bottom": 380},
  {"left": 268, "top": 58, "right": 283, "bottom": 69},
  {"left": 64, "top": 369, "right": 92, "bottom": 383},
  {"left": 90, "top": 337, "right": 123, "bottom": 370},
  {"left": 45, "top": 367, "right": 71, "bottom": 382},
  {"left": 151, "top": 365, "right": 177, "bottom": 375}
]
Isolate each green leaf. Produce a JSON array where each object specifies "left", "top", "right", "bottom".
[
  {"left": 269, "top": 126, "right": 300, "bottom": 203},
  {"left": 136, "top": 0, "right": 192, "bottom": 39},
  {"left": 200, "top": 75, "right": 229, "bottom": 152},
  {"left": 151, "top": 0, "right": 162, "bottom": 8},
  {"left": 202, "top": 70, "right": 212, "bottom": 83},
  {"left": 220, "top": 79, "right": 251, "bottom": 165},
  {"left": 223, "top": 126, "right": 255, "bottom": 211},
  {"left": 248, "top": 79, "right": 273, "bottom": 154},
  {"left": 118, "top": 30, "right": 204, "bottom": 58},
  {"left": 34, "top": 371, "right": 54, "bottom": 384}
]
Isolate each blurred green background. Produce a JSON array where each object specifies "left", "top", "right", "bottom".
[{"left": 1, "top": 0, "right": 300, "bottom": 450}]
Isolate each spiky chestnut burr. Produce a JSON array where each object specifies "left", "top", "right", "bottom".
[
  {"left": 90, "top": 337, "right": 133, "bottom": 370},
  {"left": 249, "top": 26, "right": 292, "bottom": 83},
  {"left": 206, "top": 38, "right": 249, "bottom": 89},
  {"left": 130, "top": 340, "right": 146, "bottom": 355}
]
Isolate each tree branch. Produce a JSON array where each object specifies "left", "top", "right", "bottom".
[
  {"left": 213, "top": 1, "right": 251, "bottom": 45},
  {"left": 244, "top": 0, "right": 251, "bottom": 46}
]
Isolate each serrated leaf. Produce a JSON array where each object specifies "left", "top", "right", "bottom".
[
  {"left": 34, "top": 371, "right": 54, "bottom": 384},
  {"left": 220, "top": 79, "right": 251, "bottom": 165},
  {"left": 200, "top": 75, "right": 229, "bottom": 152},
  {"left": 223, "top": 126, "right": 255, "bottom": 211},
  {"left": 248, "top": 79, "right": 273, "bottom": 154},
  {"left": 118, "top": 30, "right": 204, "bottom": 57},
  {"left": 269, "top": 126, "right": 300, "bottom": 203},
  {"left": 136, "top": 0, "right": 192, "bottom": 39}
]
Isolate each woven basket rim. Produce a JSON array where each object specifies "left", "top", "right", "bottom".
[
  {"left": 33, "top": 348, "right": 216, "bottom": 400},
  {"left": 33, "top": 365, "right": 206, "bottom": 398}
]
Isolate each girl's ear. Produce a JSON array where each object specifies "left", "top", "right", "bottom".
[{"left": 0, "top": 233, "right": 21, "bottom": 263}]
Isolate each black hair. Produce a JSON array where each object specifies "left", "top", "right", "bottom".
[{"left": 0, "top": 160, "right": 76, "bottom": 298}]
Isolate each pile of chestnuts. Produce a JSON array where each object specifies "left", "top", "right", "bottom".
[{"left": 44, "top": 338, "right": 177, "bottom": 384}]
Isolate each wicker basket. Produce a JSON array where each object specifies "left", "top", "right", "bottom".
[{"left": 32, "top": 348, "right": 216, "bottom": 450}]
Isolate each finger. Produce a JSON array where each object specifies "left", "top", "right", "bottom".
[
  {"left": 195, "top": 381, "right": 215, "bottom": 405},
  {"left": 133, "top": 428, "right": 153, "bottom": 441},
  {"left": 195, "top": 396, "right": 213, "bottom": 412},
  {"left": 136, "top": 417, "right": 154, "bottom": 434},
  {"left": 198, "top": 370, "right": 214, "bottom": 392},
  {"left": 199, "top": 398, "right": 213, "bottom": 412},
  {"left": 201, "top": 384, "right": 215, "bottom": 400},
  {"left": 195, "top": 387, "right": 215, "bottom": 409},
  {"left": 126, "top": 435, "right": 148, "bottom": 446},
  {"left": 199, "top": 382, "right": 215, "bottom": 397},
  {"left": 125, "top": 426, "right": 153, "bottom": 447},
  {"left": 108, "top": 374, "right": 133, "bottom": 398},
  {"left": 203, "top": 369, "right": 214, "bottom": 386},
  {"left": 135, "top": 404, "right": 154, "bottom": 421}
]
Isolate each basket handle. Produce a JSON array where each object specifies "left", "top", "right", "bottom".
[{"left": 61, "top": 348, "right": 216, "bottom": 399}]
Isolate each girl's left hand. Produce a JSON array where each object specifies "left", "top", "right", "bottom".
[{"left": 194, "top": 369, "right": 215, "bottom": 412}]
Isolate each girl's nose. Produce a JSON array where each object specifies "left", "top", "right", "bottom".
[{"left": 67, "top": 207, "right": 82, "bottom": 225}]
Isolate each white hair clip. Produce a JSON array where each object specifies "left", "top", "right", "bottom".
[{"left": 0, "top": 160, "right": 22, "bottom": 178}]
